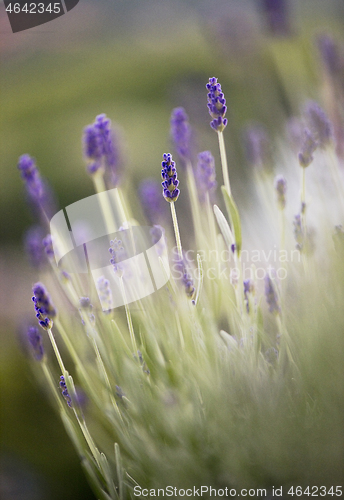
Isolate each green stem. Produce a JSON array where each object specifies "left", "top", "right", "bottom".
[
  {"left": 170, "top": 201, "right": 183, "bottom": 260},
  {"left": 47, "top": 327, "right": 66, "bottom": 374},
  {"left": 217, "top": 131, "right": 231, "bottom": 196}
]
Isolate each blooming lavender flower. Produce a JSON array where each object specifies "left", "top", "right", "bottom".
[
  {"left": 32, "top": 282, "right": 56, "bottom": 330},
  {"left": 79, "top": 297, "right": 92, "bottom": 310},
  {"left": 206, "top": 77, "right": 228, "bottom": 132},
  {"left": 298, "top": 128, "right": 317, "bottom": 168},
  {"left": 196, "top": 151, "right": 217, "bottom": 203},
  {"left": 261, "top": 0, "right": 289, "bottom": 36},
  {"left": 317, "top": 34, "right": 341, "bottom": 77},
  {"left": 97, "top": 276, "right": 113, "bottom": 313},
  {"left": 243, "top": 279, "right": 255, "bottom": 313},
  {"left": 59, "top": 376, "right": 72, "bottom": 408},
  {"left": 24, "top": 226, "right": 46, "bottom": 268},
  {"left": 42, "top": 234, "right": 54, "bottom": 259},
  {"left": 175, "top": 257, "right": 196, "bottom": 300},
  {"left": 170, "top": 107, "right": 192, "bottom": 166},
  {"left": 305, "top": 101, "right": 333, "bottom": 148},
  {"left": 139, "top": 179, "right": 167, "bottom": 223},
  {"left": 161, "top": 153, "right": 180, "bottom": 202},
  {"left": 265, "top": 275, "right": 280, "bottom": 314},
  {"left": 109, "top": 238, "right": 126, "bottom": 276},
  {"left": 27, "top": 326, "right": 44, "bottom": 361},
  {"left": 18, "top": 155, "right": 56, "bottom": 217},
  {"left": 84, "top": 114, "right": 121, "bottom": 184},
  {"left": 274, "top": 175, "right": 287, "bottom": 209},
  {"left": 243, "top": 124, "right": 271, "bottom": 169},
  {"left": 293, "top": 214, "right": 303, "bottom": 251}
]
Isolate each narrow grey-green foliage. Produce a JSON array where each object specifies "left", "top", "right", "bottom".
[{"left": 20, "top": 78, "right": 344, "bottom": 499}]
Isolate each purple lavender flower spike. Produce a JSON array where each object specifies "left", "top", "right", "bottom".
[
  {"left": 298, "top": 128, "right": 317, "bottom": 168},
  {"left": 206, "top": 77, "right": 228, "bottom": 132},
  {"left": 109, "top": 238, "right": 127, "bottom": 276},
  {"left": 84, "top": 114, "right": 121, "bottom": 184},
  {"left": 293, "top": 214, "right": 303, "bottom": 251},
  {"left": 243, "top": 124, "right": 271, "bottom": 169},
  {"left": 27, "top": 326, "right": 44, "bottom": 361},
  {"left": 24, "top": 226, "right": 46, "bottom": 268},
  {"left": 196, "top": 151, "right": 217, "bottom": 203},
  {"left": 42, "top": 234, "right": 54, "bottom": 259},
  {"left": 139, "top": 179, "right": 167, "bottom": 223},
  {"left": 261, "top": 0, "right": 289, "bottom": 36},
  {"left": 32, "top": 282, "right": 56, "bottom": 330},
  {"left": 317, "top": 34, "right": 341, "bottom": 77},
  {"left": 243, "top": 279, "right": 255, "bottom": 313},
  {"left": 265, "top": 275, "right": 280, "bottom": 314},
  {"left": 59, "top": 376, "right": 72, "bottom": 408},
  {"left": 161, "top": 153, "right": 180, "bottom": 203},
  {"left": 175, "top": 257, "right": 196, "bottom": 300},
  {"left": 170, "top": 107, "right": 192, "bottom": 167},
  {"left": 305, "top": 101, "right": 333, "bottom": 148},
  {"left": 97, "top": 276, "right": 113, "bottom": 313},
  {"left": 274, "top": 175, "right": 287, "bottom": 209}
]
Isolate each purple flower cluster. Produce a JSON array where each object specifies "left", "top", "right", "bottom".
[
  {"left": 243, "top": 279, "right": 255, "bottom": 313},
  {"left": 83, "top": 114, "right": 120, "bottom": 182},
  {"left": 298, "top": 128, "right": 317, "bottom": 168},
  {"left": 293, "top": 214, "right": 304, "bottom": 251},
  {"left": 59, "top": 376, "right": 72, "bottom": 408},
  {"left": 274, "top": 175, "right": 287, "bottom": 209},
  {"left": 196, "top": 151, "right": 217, "bottom": 202},
  {"left": 24, "top": 226, "right": 46, "bottom": 268},
  {"left": 206, "top": 77, "right": 228, "bottom": 132},
  {"left": 317, "top": 34, "right": 341, "bottom": 77},
  {"left": 305, "top": 101, "right": 333, "bottom": 148},
  {"left": 265, "top": 275, "right": 280, "bottom": 315},
  {"left": 27, "top": 326, "right": 44, "bottom": 361},
  {"left": 42, "top": 234, "right": 54, "bottom": 259},
  {"left": 161, "top": 153, "right": 180, "bottom": 203},
  {"left": 139, "top": 180, "right": 167, "bottom": 224},
  {"left": 97, "top": 276, "right": 113, "bottom": 313},
  {"left": 170, "top": 107, "right": 192, "bottom": 166},
  {"left": 109, "top": 238, "right": 126, "bottom": 276},
  {"left": 32, "top": 282, "right": 56, "bottom": 330}
]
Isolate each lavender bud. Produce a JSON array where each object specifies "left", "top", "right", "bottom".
[
  {"left": 42, "top": 234, "right": 54, "bottom": 259},
  {"left": 97, "top": 276, "right": 113, "bottom": 313},
  {"left": 84, "top": 114, "right": 121, "bottom": 184},
  {"left": 32, "top": 282, "right": 56, "bottom": 330},
  {"left": 243, "top": 279, "right": 255, "bottom": 313},
  {"left": 175, "top": 257, "right": 196, "bottom": 300},
  {"left": 170, "top": 107, "right": 192, "bottom": 167},
  {"left": 161, "top": 153, "right": 180, "bottom": 203},
  {"left": 317, "top": 34, "right": 341, "bottom": 77},
  {"left": 136, "top": 350, "right": 150, "bottom": 375},
  {"left": 79, "top": 297, "right": 92, "bottom": 310},
  {"left": 109, "top": 238, "right": 126, "bottom": 276},
  {"left": 139, "top": 180, "right": 167, "bottom": 224},
  {"left": 293, "top": 214, "right": 303, "bottom": 250},
  {"left": 24, "top": 226, "right": 46, "bottom": 268},
  {"left": 265, "top": 275, "right": 280, "bottom": 315},
  {"left": 206, "top": 77, "right": 228, "bottom": 132},
  {"left": 196, "top": 151, "right": 217, "bottom": 203},
  {"left": 298, "top": 128, "right": 317, "bottom": 168},
  {"left": 27, "top": 326, "right": 44, "bottom": 361},
  {"left": 243, "top": 124, "right": 271, "bottom": 169},
  {"left": 305, "top": 101, "right": 333, "bottom": 148},
  {"left": 261, "top": 0, "right": 289, "bottom": 36},
  {"left": 59, "top": 376, "right": 72, "bottom": 408},
  {"left": 274, "top": 175, "right": 287, "bottom": 209}
]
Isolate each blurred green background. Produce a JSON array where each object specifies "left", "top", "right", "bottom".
[{"left": 1, "top": 1, "right": 344, "bottom": 498}]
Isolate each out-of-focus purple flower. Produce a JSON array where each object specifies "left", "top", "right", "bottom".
[
  {"left": 286, "top": 117, "right": 304, "bottom": 152},
  {"left": 170, "top": 107, "right": 192, "bottom": 167},
  {"left": 42, "top": 234, "right": 54, "bottom": 259},
  {"left": 59, "top": 376, "right": 72, "bottom": 408},
  {"left": 24, "top": 226, "right": 46, "bottom": 268},
  {"left": 84, "top": 114, "right": 122, "bottom": 184},
  {"left": 317, "top": 34, "right": 341, "bottom": 77},
  {"left": 18, "top": 155, "right": 57, "bottom": 218},
  {"left": 206, "top": 77, "right": 228, "bottom": 132},
  {"left": 293, "top": 214, "right": 303, "bottom": 251},
  {"left": 274, "top": 175, "right": 287, "bottom": 209},
  {"left": 79, "top": 297, "right": 92, "bottom": 310},
  {"left": 305, "top": 101, "right": 333, "bottom": 148},
  {"left": 261, "top": 0, "right": 289, "bottom": 36},
  {"left": 298, "top": 128, "right": 317, "bottom": 168},
  {"left": 139, "top": 179, "right": 167, "bottom": 223},
  {"left": 243, "top": 124, "right": 271, "bottom": 169},
  {"left": 243, "top": 279, "right": 255, "bottom": 313},
  {"left": 109, "top": 238, "right": 127, "bottom": 277},
  {"left": 196, "top": 151, "right": 217, "bottom": 203},
  {"left": 174, "top": 257, "right": 196, "bottom": 300},
  {"left": 265, "top": 275, "right": 280, "bottom": 314},
  {"left": 161, "top": 153, "right": 180, "bottom": 203},
  {"left": 32, "top": 282, "right": 56, "bottom": 330},
  {"left": 97, "top": 276, "right": 113, "bottom": 313},
  {"left": 27, "top": 326, "right": 44, "bottom": 361}
]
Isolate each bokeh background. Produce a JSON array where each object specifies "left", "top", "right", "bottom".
[{"left": 1, "top": 1, "right": 344, "bottom": 498}]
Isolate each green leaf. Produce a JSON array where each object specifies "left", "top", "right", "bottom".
[
  {"left": 221, "top": 186, "right": 242, "bottom": 256},
  {"left": 213, "top": 204, "right": 235, "bottom": 249}
]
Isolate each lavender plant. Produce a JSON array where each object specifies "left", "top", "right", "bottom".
[{"left": 18, "top": 75, "right": 344, "bottom": 499}]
